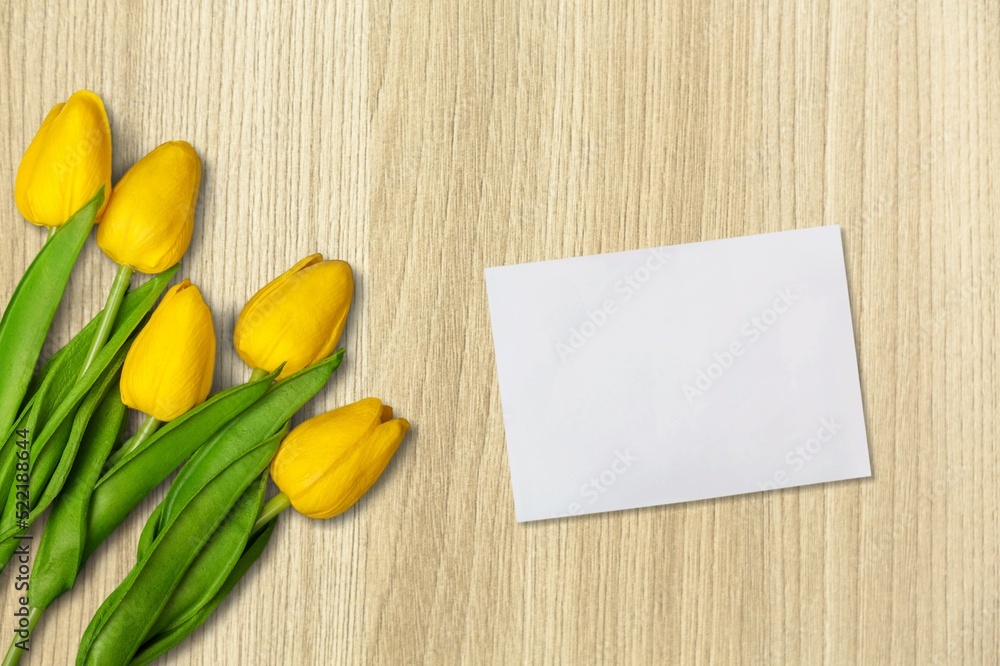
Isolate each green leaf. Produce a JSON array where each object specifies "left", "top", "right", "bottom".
[
  {"left": 0, "top": 273, "right": 174, "bottom": 547},
  {"left": 0, "top": 269, "right": 177, "bottom": 552},
  {"left": 0, "top": 388, "right": 61, "bottom": 568},
  {"left": 31, "top": 383, "right": 126, "bottom": 611},
  {"left": 31, "top": 349, "right": 126, "bottom": 503},
  {"left": 145, "top": 350, "right": 342, "bottom": 547},
  {"left": 78, "top": 352, "right": 344, "bottom": 666},
  {"left": 0, "top": 374, "right": 59, "bottom": 527},
  {"left": 147, "top": 472, "right": 267, "bottom": 637},
  {"left": 26, "top": 267, "right": 177, "bottom": 464},
  {"left": 0, "top": 337, "right": 84, "bottom": 525},
  {"left": 133, "top": 501, "right": 164, "bottom": 561},
  {"left": 2, "top": 266, "right": 177, "bottom": 450},
  {"left": 76, "top": 432, "right": 283, "bottom": 666},
  {"left": 0, "top": 347, "right": 128, "bottom": 546},
  {"left": 130, "top": 515, "right": 278, "bottom": 666},
  {"left": 0, "top": 189, "right": 103, "bottom": 446},
  {"left": 84, "top": 369, "right": 279, "bottom": 558}
]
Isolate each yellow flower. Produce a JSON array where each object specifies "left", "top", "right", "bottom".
[
  {"left": 233, "top": 254, "right": 353, "bottom": 379},
  {"left": 270, "top": 398, "right": 409, "bottom": 519},
  {"left": 14, "top": 90, "right": 112, "bottom": 227},
  {"left": 96, "top": 141, "right": 201, "bottom": 274},
  {"left": 120, "top": 279, "right": 216, "bottom": 421}
]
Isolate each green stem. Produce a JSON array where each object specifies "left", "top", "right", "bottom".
[
  {"left": 79, "top": 264, "right": 134, "bottom": 377},
  {"left": 249, "top": 367, "right": 270, "bottom": 382},
  {"left": 125, "top": 414, "right": 161, "bottom": 455},
  {"left": 1, "top": 607, "right": 41, "bottom": 666},
  {"left": 104, "top": 414, "right": 161, "bottom": 469},
  {"left": 251, "top": 492, "right": 291, "bottom": 536}
]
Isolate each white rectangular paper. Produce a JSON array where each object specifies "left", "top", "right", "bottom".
[{"left": 485, "top": 226, "right": 870, "bottom": 522}]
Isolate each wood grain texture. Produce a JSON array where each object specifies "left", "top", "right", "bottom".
[{"left": 1, "top": 0, "right": 998, "bottom": 663}]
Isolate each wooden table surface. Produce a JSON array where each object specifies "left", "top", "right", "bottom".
[{"left": 1, "top": 1, "right": 998, "bottom": 664}]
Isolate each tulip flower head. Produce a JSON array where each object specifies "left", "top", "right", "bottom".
[
  {"left": 97, "top": 141, "right": 202, "bottom": 274},
  {"left": 270, "top": 398, "right": 409, "bottom": 519},
  {"left": 234, "top": 254, "right": 354, "bottom": 380},
  {"left": 120, "top": 279, "right": 216, "bottom": 421},
  {"left": 15, "top": 90, "right": 113, "bottom": 227}
]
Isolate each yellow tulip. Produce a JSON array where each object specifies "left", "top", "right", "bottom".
[
  {"left": 96, "top": 141, "right": 201, "bottom": 274},
  {"left": 14, "top": 90, "right": 112, "bottom": 227},
  {"left": 120, "top": 279, "right": 216, "bottom": 421},
  {"left": 270, "top": 398, "right": 409, "bottom": 519},
  {"left": 233, "top": 254, "right": 353, "bottom": 379}
]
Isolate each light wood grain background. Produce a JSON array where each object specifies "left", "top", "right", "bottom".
[{"left": 1, "top": 0, "right": 998, "bottom": 664}]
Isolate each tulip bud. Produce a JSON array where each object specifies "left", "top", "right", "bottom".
[
  {"left": 96, "top": 141, "right": 201, "bottom": 274},
  {"left": 270, "top": 398, "right": 409, "bottom": 519},
  {"left": 120, "top": 279, "right": 216, "bottom": 421},
  {"left": 233, "top": 254, "right": 353, "bottom": 379},
  {"left": 15, "top": 90, "right": 112, "bottom": 227}
]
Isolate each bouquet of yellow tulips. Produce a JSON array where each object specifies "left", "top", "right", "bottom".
[{"left": 0, "top": 91, "right": 410, "bottom": 666}]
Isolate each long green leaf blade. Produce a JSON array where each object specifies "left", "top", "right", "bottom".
[
  {"left": 30, "top": 350, "right": 127, "bottom": 506},
  {"left": 84, "top": 369, "right": 279, "bottom": 557},
  {"left": 76, "top": 432, "right": 282, "bottom": 666},
  {"left": 147, "top": 351, "right": 341, "bottom": 545},
  {"left": 129, "top": 516, "right": 277, "bottom": 666},
  {"left": 31, "top": 382, "right": 125, "bottom": 611},
  {"left": 0, "top": 268, "right": 177, "bottom": 553},
  {"left": 0, "top": 271, "right": 175, "bottom": 535},
  {"left": 4, "top": 266, "right": 179, "bottom": 448},
  {"left": 0, "top": 348, "right": 127, "bottom": 549},
  {"left": 147, "top": 473, "right": 267, "bottom": 636},
  {"left": 25, "top": 266, "right": 176, "bottom": 461},
  {"left": 0, "top": 189, "right": 102, "bottom": 443}
]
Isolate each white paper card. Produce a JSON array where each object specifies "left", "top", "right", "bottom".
[{"left": 485, "top": 226, "right": 870, "bottom": 522}]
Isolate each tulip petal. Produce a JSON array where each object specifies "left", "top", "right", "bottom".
[
  {"left": 14, "top": 103, "right": 64, "bottom": 224},
  {"left": 14, "top": 91, "right": 112, "bottom": 227},
  {"left": 120, "top": 280, "right": 216, "bottom": 421},
  {"left": 234, "top": 257, "right": 353, "bottom": 379},
  {"left": 270, "top": 397, "right": 383, "bottom": 493},
  {"left": 270, "top": 397, "right": 409, "bottom": 520},
  {"left": 290, "top": 417, "right": 409, "bottom": 519},
  {"left": 97, "top": 141, "right": 201, "bottom": 273},
  {"left": 239, "top": 254, "right": 323, "bottom": 318}
]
